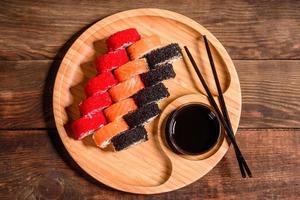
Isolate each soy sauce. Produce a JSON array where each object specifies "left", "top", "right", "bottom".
[{"left": 166, "top": 103, "right": 221, "bottom": 155}]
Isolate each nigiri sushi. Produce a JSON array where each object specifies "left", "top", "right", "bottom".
[
  {"left": 104, "top": 98, "right": 137, "bottom": 122},
  {"left": 127, "top": 35, "right": 161, "bottom": 60},
  {"left": 106, "top": 28, "right": 141, "bottom": 51},
  {"left": 79, "top": 92, "right": 112, "bottom": 116},
  {"left": 124, "top": 102, "right": 160, "bottom": 127},
  {"left": 95, "top": 49, "right": 129, "bottom": 73},
  {"left": 93, "top": 118, "right": 129, "bottom": 148},
  {"left": 71, "top": 111, "right": 107, "bottom": 140},
  {"left": 140, "top": 63, "right": 176, "bottom": 87},
  {"left": 109, "top": 76, "right": 144, "bottom": 102},
  {"left": 145, "top": 43, "right": 182, "bottom": 68},
  {"left": 85, "top": 71, "right": 117, "bottom": 97},
  {"left": 114, "top": 59, "right": 149, "bottom": 82},
  {"left": 111, "top": 126, "right": 148, "bottom": 151},
  {"left": 134, "top": 83, "right": 169, "bottom": 107}
]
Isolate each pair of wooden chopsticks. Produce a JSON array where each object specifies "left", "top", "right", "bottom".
[{"left": 184, "top": 35, "right": 252, "bottom": 178}]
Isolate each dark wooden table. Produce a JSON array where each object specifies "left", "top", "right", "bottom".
[{"left": 1, "top": 1, "right": 300, "bottom": 199}]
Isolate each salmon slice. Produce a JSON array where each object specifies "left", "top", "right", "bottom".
[
  {"left": 127, "top": 35, "right": 161, "bottom": 60},
  {"left": 114, "top": 59, "right": 149, "bottom": 82},
  {"left": 104, "top": 98, "right": 138, "bottom": 122},
  {"left": 93, "top": 118, "right": 129, "bottom": 148},
  {"left": 109, "top": 76, "right": 145, "bottom": 102}
]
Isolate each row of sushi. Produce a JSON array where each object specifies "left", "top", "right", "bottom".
[{"left": 71, "top": 28, "right": 182, "bottom": 151}]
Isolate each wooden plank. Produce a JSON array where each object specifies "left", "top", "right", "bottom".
[
  {"left": 0, "top": 60, "right": 53, "bottom": 129},
  {"left": 0, "top": 129, "right": 299, "bottom": 199},
  {"left": 1, "top": 60, "right": 299, "bottom": 129},
  {"left": 235, "top": 60, "right": 300, "bottom": 128},
  {"left": 0, "top": 0, "right": 300, "bottom": 60}
]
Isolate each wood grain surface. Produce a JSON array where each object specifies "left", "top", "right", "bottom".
[
  {"left": 0, "top": 0, "right": 300, "bottom": 60},
  {"left": 1, "top": 60, "right": 299, "bottom": 129},
  {"left": 0, "top": 0, "right": 299, "bottom": 199},
  {"left": 1, "top": 130, "right": 299, "bottom": 199}
]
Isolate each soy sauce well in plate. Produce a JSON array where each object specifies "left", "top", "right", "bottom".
[{"left": 166, "top": 103, "right": 221, "bottom": 155}]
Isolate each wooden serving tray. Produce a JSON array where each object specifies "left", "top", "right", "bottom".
[{"left": 53, "top": 8, "right": 241, "bottom": 194}]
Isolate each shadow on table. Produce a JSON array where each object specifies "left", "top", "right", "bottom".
[{"left": 41, "top": 19, "right": 121, "bottom": 194}]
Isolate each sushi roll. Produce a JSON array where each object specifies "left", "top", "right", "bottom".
[
  {"left": 114, "top": 59, "right": 149, "bottom": 82},
  {"left": 134, "top": 83, "right": 170, "bottom": 107},
  {"left": 71, "top": 111, "right": 107, "bottom": 140},
  {"left": 109, "top": 76, "right": 144, "bottom": 102},
  {"left": 144, "top": 43, "right": 182, "bottom": 68},
  {"left": 79, "top": 92, "right": 112, "bottom": 116},
  {"left": 111, "top": 126, "right": 148, "bottom": 151},
  {"left": 124, "top": 102, "right": 160, "bottom": 127},
  {"left": 85, "top": 71, "right": 117, "bottom": 97},
  {"left": 93, "top": 118, "right": 129, "bottom": 148},
  {"left": 127, "top": 35, "right": 161, "bottom": 60},
  {"left": 106, "top": 28, "right": 141, "bottom": 51},
  {"left": 95, "top": 49, "right": 129, "bottom": 73},
  {"left": 140, "top": 63, "right": 176, "bottom": 87},
  {"left": 104, "top": 98, "right": 138, "bottom": 122}
]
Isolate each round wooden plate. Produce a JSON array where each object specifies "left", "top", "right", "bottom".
[{"left": 53, "top": 8, "right": 241, "bottom": 194}]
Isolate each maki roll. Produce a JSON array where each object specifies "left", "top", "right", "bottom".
[
  {"left": 124, "top": 102, "right": 160, "bottom": 127},
  {"left": 95, "top": 49, "right": 129, "bottom": 73},
  {"left": 79, "top": 92, "right": 112, "bottom": 116},
  {"left": 114, "top": 59, "right": 149, "bottom": 82},
  {"left": 140, "top": 63, "right": 176, "bottom": 87},
  {"left": 109, "top": 76, "right": 144, "bottom": 102},
  {"left": 85, "top": 71, "right": 117, "bottom": 97},
  {"left": 134, "top": 83, "right": 169, "bottom": 107},
  {"left": 127, "top": 35, "right": 161, "bottom": 60},
  {"left": 71, "top": 111, "right": 107, "bottom": 140},
  {"left": 144, "top": 43, "right": 182, "bottom": 68},
  {"left": 93, "top": 118, "right": 129, "bottom": 148},
  {"left": 106, "top": 28, "right": 141, "bottom": 51},
  {"left": 111, "top": 126, "right": 148, "bottom": 151},
  {"left": 104, "top": 98, "right": 138, "bottom": 122}
]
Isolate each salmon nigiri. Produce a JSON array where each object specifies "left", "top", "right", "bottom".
[
  {"left": 104, "top": 98, "right": 138, "bottom": 122},
  {"left": 109, "top": 76, "right": 144, "bottom": 102},
  {"left": 114, "top": 59, "right": 149, "bottom": 82},
  {"left": 93, "top": 118, "right": 129, "bottom": 148},
  {"left": 127, "top": 35, "right": 161, "bottom": 60}
]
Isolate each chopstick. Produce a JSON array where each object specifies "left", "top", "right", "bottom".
[
  {"left": 184, "top": 45, "right": 252, "bottom": 178},
  {"left": 202, "top": 35, "right": 252, "bottom": 177}
]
